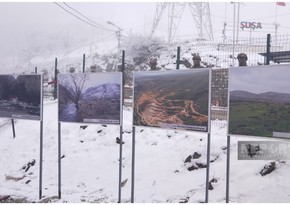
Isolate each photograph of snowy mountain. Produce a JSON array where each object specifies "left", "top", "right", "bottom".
[
  {"left": 58, "top": 73, "right": 122, "bottom": 124},
  {"left": 229, "top": 65, "right": 290, "bottom": 138},
  {"left": 133, "top": 69, "right": 210, "bottom": 132},
  {"left": 0, "top": 75, "right": 42, "bottom": 120}
]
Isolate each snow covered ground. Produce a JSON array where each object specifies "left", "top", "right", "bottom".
[
  {"left": 0, "top": 97, "right": 289, "bottom": 203},
  {"left": 0, "top": 36, "right": 289, "bottom": 203}
]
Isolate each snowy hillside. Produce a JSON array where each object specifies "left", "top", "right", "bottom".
[
  {"left": 0, "top": 36, "right": 290, "bottom": 203},
  {"left": 0, "top": 98, "right": 289, "bottom": 203},
  {"left": 83, "top": 83, "right": 120, "bottom": 100}
]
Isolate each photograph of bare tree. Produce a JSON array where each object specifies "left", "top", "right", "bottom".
[
  {"left": 133, "top": 69, "right": 210, "bottom": 132},
  {"left": 229, "top": 65, "right": 290, "bottom": 138},
  {"left": 0, "top": 74, "right": 42, "bottom": 120},
  {"left": 58, "top": 72, "right": 122, "bottom": 124}
]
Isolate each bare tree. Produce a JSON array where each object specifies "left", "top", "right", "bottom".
[{"left": 62, "top": 74, "right": 88, "bottom": 111}]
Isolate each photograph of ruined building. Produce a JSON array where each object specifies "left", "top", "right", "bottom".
[
  {"left": 133, "top": 69, "right": 210, "bottom": 132},
  {"left": 58, "top": 72, "right": 121, "bottom": 124},
  {"left": 0, "top": 75, "right": 42, "bottom": 120}
]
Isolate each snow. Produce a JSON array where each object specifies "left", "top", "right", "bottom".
[
  {"left": 0, "top": 35, "right": 289, "bottom": 203},
  {"left": 84, "top": 83, "right": 120, "bottom": 99},
  {"left": 1, "top": 98, "right": 289, "bottom": 203}
]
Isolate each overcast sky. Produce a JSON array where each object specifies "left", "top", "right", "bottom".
[
  {"left": 0, "top": 2, "right": 289, "bottom": 39},
  {"left": 59, "top": 72, "right": 121, "bottom": 91},
  {"left": 0, "top": 1, "right": 289, "bottom": 58},
  {"left": 230, "top": 64, "right": 290, "bottom": 94}
]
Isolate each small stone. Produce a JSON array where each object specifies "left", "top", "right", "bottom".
[
  {"left": 208, "top": 182, "right": 214, "bottom": 190},
  {"left": 116, "top": 137, "right": 124, "bottom": 144},
  {"left": 80, "top": 125, "right": 87, "bottom": 130},
  {"left": 260, "top": 162, "right": 276, "bottom": 176},
  {"left": 192, "top": 152, "right": 201, "bottom": 159},
  {"left": 210, "top": 178, "right": 218, "bottom": 183},
  {"left": 121, "top": 179, "right": 128, "bottom": 187},
  {"left": 184, "top": 155, "right": 192, "bottom": 163}
]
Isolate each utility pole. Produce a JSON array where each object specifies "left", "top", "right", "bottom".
[
  {"left": 116, "top": 29, "right": 121, "bottom": 56},
  {"left": 222, "top": 2, "right": 227, "bottom": 43},
  {"left": 107, "top": 21, "right": 123, "bottom": 57},
  {"left": 236, "top": 2, "right": 240, "bottom": 44},
  {"left": 232, "top": 2, "right": 236, "bottom": 66}
]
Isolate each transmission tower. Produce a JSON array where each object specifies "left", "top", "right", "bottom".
[{"left": 150, "top": 2, "right": 214, "bottom": 42}]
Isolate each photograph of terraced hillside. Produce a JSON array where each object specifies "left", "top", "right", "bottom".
[
  {"left": 229, "top": 65, "right": 290, "bottom": 138},
  {"left": 58, "top": 73, "right": 122, "bottom": 124},
  {"left": 0, "top": 74, "right": 42, "bottom": 120},
  {"left": 133, "top": 69, "right": 210, "bottom": 132}
]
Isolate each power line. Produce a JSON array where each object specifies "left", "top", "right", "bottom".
[
  {"left": 62, "top": 2, "right": 114, "bottom": 32},
  {"left": 53, "top": 2, "right": 114, "bottom": 32},
  {"left": 252, "top": 12, "right": 290, "bottom": 21}
]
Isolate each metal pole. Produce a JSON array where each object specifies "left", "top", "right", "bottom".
[
  {"left": 58, "top": 122, "right": 62, "bottom": 199},
  {"left": 205, "top": 133, "right": 211, "bottom": 203},
  {"left": 39, "top": 120, "right": 43, "bottom": 199},
  {"left": 117, "top": 30, "right": 121, "bottom": 56},
  {"left": 83, "top": 54, "right": 85, "bottom": 73},
  {"left": 265, "top": 34, "right": 271, "bottom": 65},
  {"left": 232, "top": 3, "right": 236, "bottom": 66},
  {"left": 11, "top": 119, "right": 16, "bottom": 138},
  {"left": 223, "top": 3, "right": 227, "bottom": 44},
  {"left": 35, "top": 67, "right": 38, "bottom": 74},
  {"left": 121, "top": 50, "right": 125, "bottom": 105},
  {"left": 131, "top": 126, "right": 136, "bottom": 203},
  {"left": 236, "top": 3, "right": 240, "bottom": 44},
  {"left": 226, "top": 135, "right": 231, "bottom": 203},
  {"left": 118, "top": 125, "right": 123, "bottom": 203},
  {"left": 54, "top": 58, "right": 58, "bottom": 100},
  {"left": 176, "top": 47, "right": 180, "bottom": 70},
  {"left": 118, "top": 54, "right": 125, "bottom": 202},
  {"left": 121, "top": 50, "right": 125, "bottom": 73},
  {"left": 275, "top": 4, "right": 278, "bottom": 39}
]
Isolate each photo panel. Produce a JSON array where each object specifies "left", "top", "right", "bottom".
[
  {"left": 0, "top": 74, "right": 42, "bottom": 121},
  {"left": 133, "top": 69, "right": 210, "bottom": 132},
  {"left": 58, "top": 72, "right": 122, "bottom": 125},
  {"left": 228, "top": 64, "right": 290, "bottom": 138}
]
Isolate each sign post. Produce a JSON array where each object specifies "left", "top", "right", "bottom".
[
  {"left": 118, "top": 50, "right": 125, "bottom": 203},
  {"left": 57, "top": 72, "right": 123, "bottom": 200},
  {"left": 226, "top": 65, "right": 290, "bottom": 202},
  {"left": 0, "top": 74, "right": 43, "bottom": 199},
  {"left": 131, "top": 69, "right": 212, "bottom": 202}
]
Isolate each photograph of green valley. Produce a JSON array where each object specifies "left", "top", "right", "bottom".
[{"left": 229, "top": 65, "right": 290, "bottom": 138}]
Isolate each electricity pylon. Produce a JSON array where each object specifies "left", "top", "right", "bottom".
[{"left": 150, "top": 2, "right": 214, "bottom": 42}]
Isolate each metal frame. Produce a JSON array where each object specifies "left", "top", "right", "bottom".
[
  {"left": 57, "top": 71, "right": 124, "bottom": 202},
  {"left": 57, "top": 72, "right": 123, "bottom": 125},
  {"left": 131, "top": 68, "right": 212, "bottom": 203},
  {"left": 226, "top": 65, "right": 290, "bottom": 202},
  {"left": 0, "top": 74, "right": 44, "bottom": 199}
]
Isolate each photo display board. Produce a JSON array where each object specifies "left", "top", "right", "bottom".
[
  {"left": 0, "top": 74, "right": 42, "bottom": 121},
  {"left": 228, "top": 64, "right": 290, "bottom": 138},
  {"left": 58, "top": 72, "right": 122, "bottom": 125},
  {"left": 133, "top": 69, "right": 210, "bottom": 132}
]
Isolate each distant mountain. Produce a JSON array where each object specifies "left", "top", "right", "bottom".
[
  {"left": 230, "top": 90, "right": 290, "bottom": 103},
  {"left": 82, "top": 83, "right": 120, "bottom": 100}
]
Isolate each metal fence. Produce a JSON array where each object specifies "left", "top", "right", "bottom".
[
  {"left": 179, "top": 34, "right": 290, "bottom": 69},
  {"left": 34, "top": 33, "right": 290, "bottom": 120},
  {"left": 181, "top": 34, "right": 290, "bottom": 120}
]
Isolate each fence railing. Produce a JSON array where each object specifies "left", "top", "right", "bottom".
[{"left": 23, "top": 34, "right": 290, "bottom": 115}]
